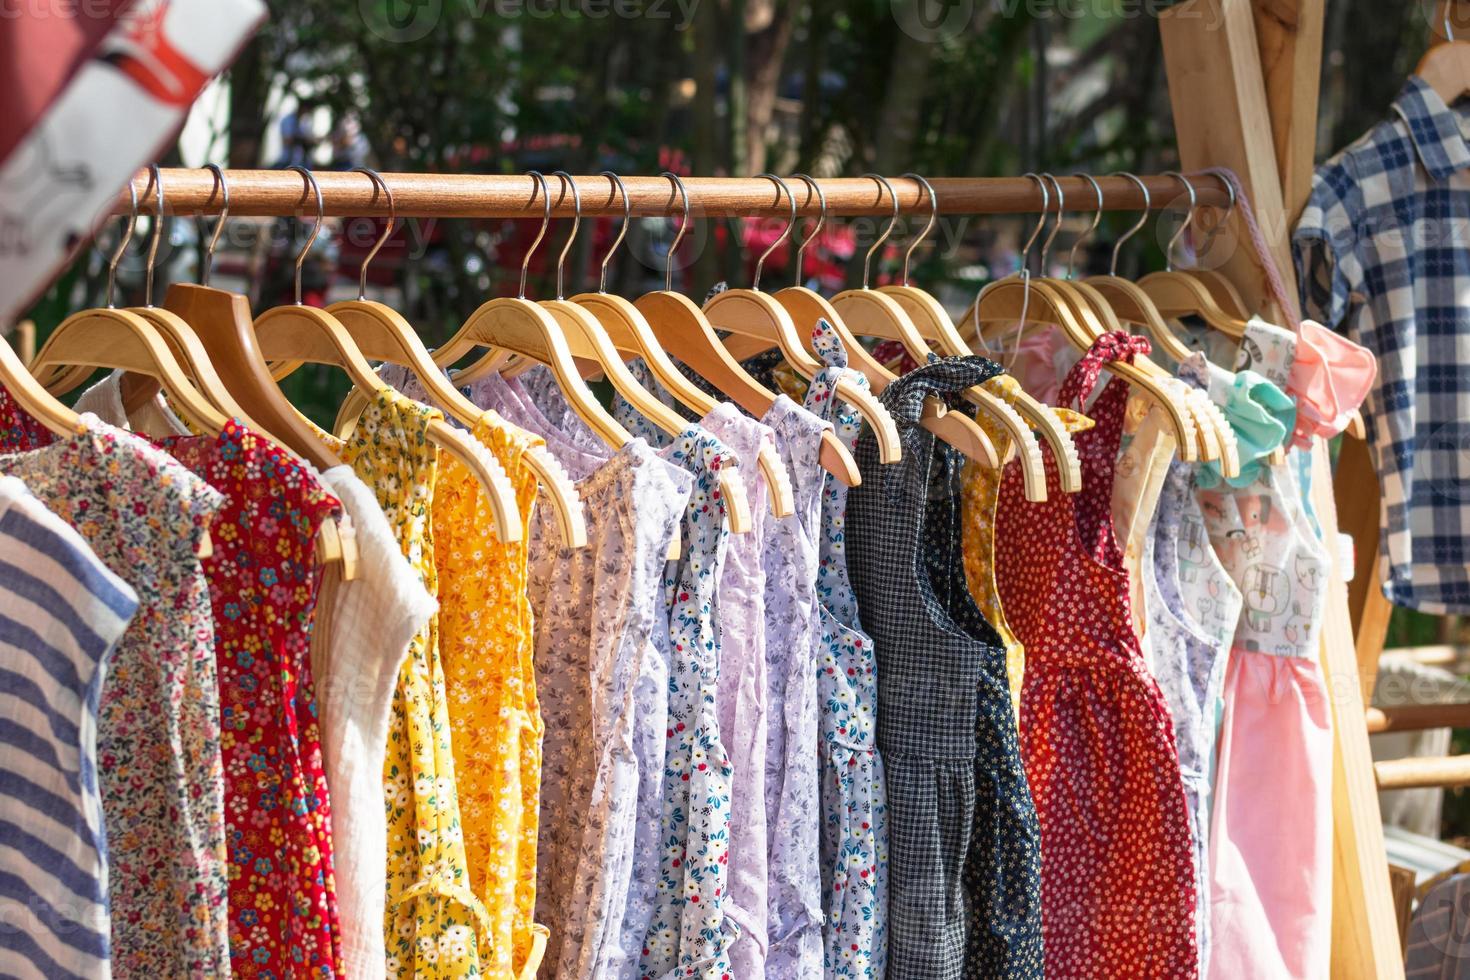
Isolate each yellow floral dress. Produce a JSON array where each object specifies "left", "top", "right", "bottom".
[
  {"left": 323, "top": 388, "right": 490, "bottom": 977},
  {"left": 960, "top": 376, "right": 1093, "bottom": 715},
  {"left": 431, "top": 412, "right": 546, "bottom": 980}
]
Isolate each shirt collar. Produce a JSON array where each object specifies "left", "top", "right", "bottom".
[{"left": 1393, "top": 74, "right": 1470, "bottom": 181}]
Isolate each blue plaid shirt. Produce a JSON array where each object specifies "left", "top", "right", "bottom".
[{"left": 1294, "top": 75, "right": 1470, "bottom": 613}]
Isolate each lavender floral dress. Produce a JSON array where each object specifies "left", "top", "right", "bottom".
[
  {"left": 755, "top": 391, "right": 830, "bottom": 979},
  {"left": 804, "top": 321, "right": 889, "bottom": 978},
  {"left": 697, "top": 403, "right": 776, "bottom": 980}
]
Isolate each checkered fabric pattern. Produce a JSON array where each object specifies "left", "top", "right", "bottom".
[
  {"left": 1294, "top": 74, "right": 1470, "bottom": 612},
  {"left": 847, "top": 356, "right": 1044, "bottom": 980}
]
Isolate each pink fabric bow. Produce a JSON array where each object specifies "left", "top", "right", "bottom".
[{"left": 1286, "top": 320, "right": 1376, "bottom": 447}]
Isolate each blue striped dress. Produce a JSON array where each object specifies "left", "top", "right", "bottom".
[{"left": 0, "top": 476, "right": 137, "bottom": 979}]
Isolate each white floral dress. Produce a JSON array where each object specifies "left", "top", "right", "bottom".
[
  {"left": 800, "top": 321, "right": 890, "bottom": 979},
  {"left": 637, "top": 427, "right": 738, "bottom": 980}
]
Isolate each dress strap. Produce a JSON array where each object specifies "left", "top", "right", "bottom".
[
  {"left": 1057, "top": 330, "right": 1152, "bottom": 412},
  {"left": 878, "top": 354, "right": 1004, "bottom": 427}
]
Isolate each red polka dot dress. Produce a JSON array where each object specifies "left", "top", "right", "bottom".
[{"left": 994, "top": 332, "right": 1199, "bottom": 978}]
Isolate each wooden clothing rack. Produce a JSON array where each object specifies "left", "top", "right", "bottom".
[
  {"left": 117, "top": 18, "right": 1406, "bottom": 970},
  {"left": 113, "top": 170, "right": 1228, "bottom": 218},
  {"left": 1162, "top": 0, "right": 1470, "bottom": 976}
]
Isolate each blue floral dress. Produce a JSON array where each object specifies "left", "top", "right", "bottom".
[{"left": 636, "top": 427, "right": 739, "bottom": 980}]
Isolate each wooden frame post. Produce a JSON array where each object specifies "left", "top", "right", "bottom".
[{"left": 1159, "top": 2, "right": 1406, "bottom": 977}]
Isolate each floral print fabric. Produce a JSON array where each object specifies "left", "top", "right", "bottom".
[
  {"left": 323, "top": 388, "right": 490, "bottom": 978},
  {"left": 528, "top": 441, "right": 688, "bottom": 979},
  {"left": 800, "top": 320, "right": 890, "bottom": 979},
  {"left": 455, "top": 368, "right": 689, "bottom": 979},
  {"left": 993, "top": 333, "right": 1199, "bottom": 978},
  {"left": 637, "top": 427, "right": 738, "bottom": 980},
  {"left": 159, "top": 422, "right": 343, "bottom": 977},
  {"left": 698, "top": 404, "right": 775, "bottom": 980},
  {"left": 750, "top": 395, "right": 827, "bottom": 979},
  {"left": 433, "top": 412, "right": 547, "bottom": 979},
  {"left": 0, "top": 398, "right": 230, "bottom": 977},
  {"left": 75, "top": 374, "right": 349, "bottom": 977}
]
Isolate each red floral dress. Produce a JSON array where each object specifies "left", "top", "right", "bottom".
[
  {"left": 159, "top": 420, "right": 345, "bottom": 977},
  {"left": 994, "top": 332, "right": 1199, "bottom": 977}
]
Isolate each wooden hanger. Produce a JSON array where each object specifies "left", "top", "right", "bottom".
[
  {"left": 432, "top": 172, "right": 750, "bottom": 534},
  {"left": 0, "top": 333, "right": 82, "bottom": 437},
  {"left": 1036, "top": 173, "right": 1236, "bottom": 475},
  {"left": 568, "top": 173, "right": 784, "bottom": 525},
  {"left": 247, "top": 167, "right": 523, "bottom": 544},
  {"left": 630, "top": 171, "right": 859, "bottom": 492},
  {"left": 881, "top": 173, "right": 1077, "bottom": 496},
  {"left": 159, "top": 167, "right": 354, "bottom": 573},
  {"left": 957, "top": 183, "right": 1202, "bottom": 465},
  {"left": 828, "top": 174, "right": 1000, "bottom": 470},
  {"left": 1056, "top": 174, "right": 1239, "bottom": 476},
  {"left": 319, "top": 169, "right": 584, "bottom": 549},
  {"left": 1137, "top": 172, "right": 1250, "bottom": 340},
  {"left": 547, "top": 171, "right": 764, "bottom": 531},
  {"left": 1418, "top": 6, "right": 1470, "bottom": 110},
  {"left": 1079, "top": 172, "right": 1196, "bottom": 363},
  {"left": 31, "top": 171, "right": 229, "bottom": 439},
  {"left": 700, "top": 174, "right": 900, "bottom": 467},
  {"left": 1180, "top": 172, "right": 1253, "bottom": 320}
]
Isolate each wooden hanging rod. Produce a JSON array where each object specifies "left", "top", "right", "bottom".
[{"left": 116, "top": 169, "right": 1231, "bottom": 219}]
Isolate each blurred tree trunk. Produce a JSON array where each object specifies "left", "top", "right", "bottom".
[
  {"left": 226, "top": 41, "right": 268, "bottom": 168},
  {"left": 744, "top": 0, "right": 797, "bottom": 174},
  {"left": 871, "top": 19, "right": 931, "bottom": 175}
]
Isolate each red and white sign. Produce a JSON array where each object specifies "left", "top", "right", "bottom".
[{"left": 0, "top": 0, "right": 265, "bottom": 321}]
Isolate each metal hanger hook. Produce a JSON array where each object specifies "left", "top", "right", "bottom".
[
  {"left": 106, "top": 176, "right": 139, "bottom": 309},
  {"left": 351, "top": 167, "right": 395, "bottom": 301},
  {"left": 791, "top": 174, "right": 825, "bottom": 289},
  {"left": 754, "top": 173, "right": 796, "bottom": 292},
  {"left": 1162, "top": 170, "right": 1197, "bottom": 272},
  {"left": 144, "top": 163, "right": 166, "bottom": 307},
  {"left": 200, "top": 164, "right": 228, "bottom": 288},
  {"left": 550, "top": 171, "right": 581, "bottom": 300},
  {"left": 1016, "top": 172, "right": 1049, "bottom": 274},
  {"left": 1197, "top": 171, "right": 1236, "bottom": 261},
  {"left": 1108, "top": 171, "right": 1150, "bottom": 276},
  {"left": 860, "top": 173, "right": 900, "bottom": 290},
  {"left": 660, "top": 171, "right": 691, "bottom": 292},
  {"left": 1068, "top": 173, "right": 1104, "bottom": 278},
  {"left": 1038, "top": 174, "right": 1066, "bottom": 273},
  {"left": 520, "top": 171, "right": 552, "bottom": 299},
  {"left": 286, "top": 165, "right": 324, "bottom": 306},
  {"left": 898, "top": 173, "right": 938, "bottom": 286},
  {"left": 597, "top": 171, "right": 630, "bottom": 293}
]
